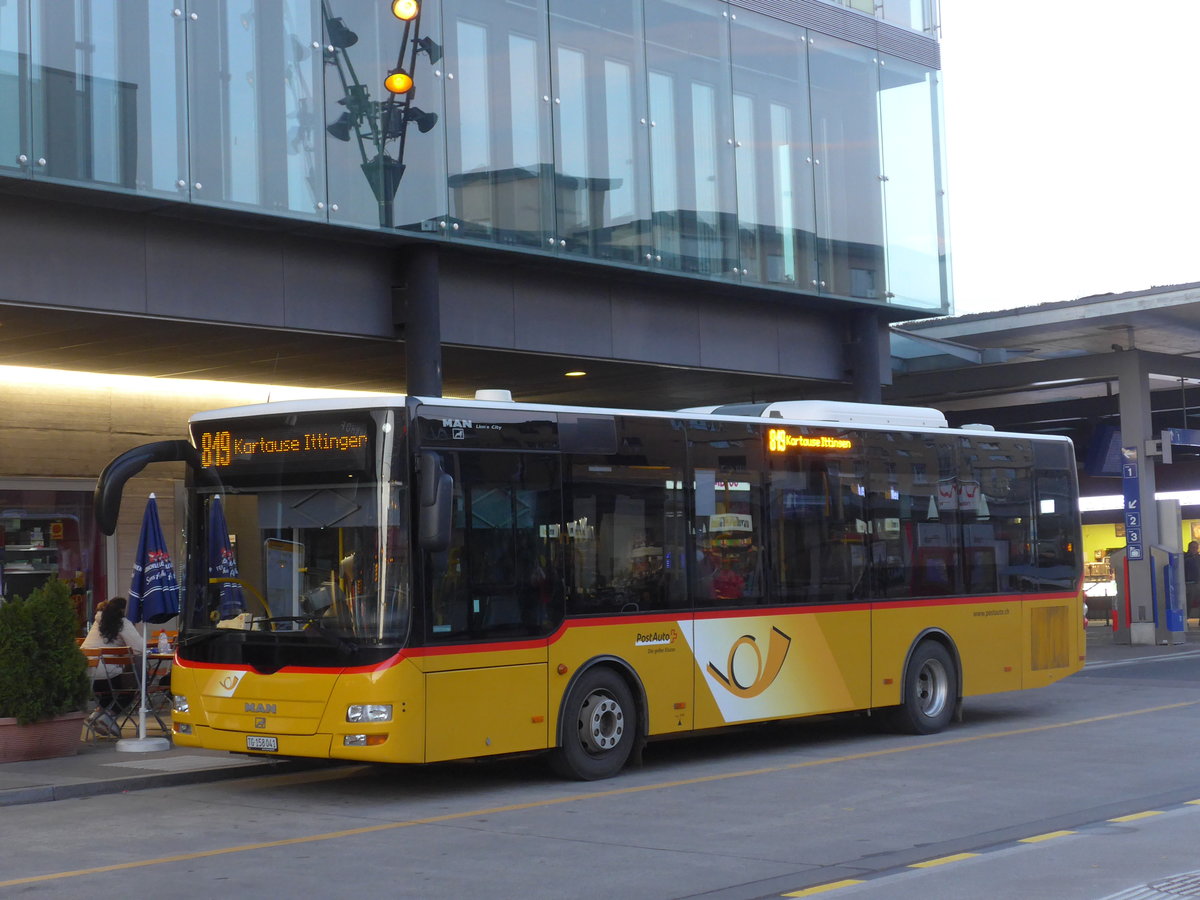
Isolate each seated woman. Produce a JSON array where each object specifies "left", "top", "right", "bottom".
[{"left": 81, "top": 596, "right": 145, "bottom": 736}]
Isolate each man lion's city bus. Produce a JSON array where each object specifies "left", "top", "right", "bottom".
[{"left": 95, "top": 394, "right": 1083, "bottom": 780}]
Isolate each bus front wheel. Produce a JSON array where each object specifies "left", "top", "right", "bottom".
[
  {"left": 551, "top": 667, "right": 637, "bottom": 780},
  {"left": 891, "top": 641, "right": 957, "bottom": 735}
]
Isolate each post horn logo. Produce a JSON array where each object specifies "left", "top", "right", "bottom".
[
  {"left": 707, "top": 627, "right": 792, "bottom": 698},
  {"left": 219, "top": 674, "right": 241, "bottom": 691}
]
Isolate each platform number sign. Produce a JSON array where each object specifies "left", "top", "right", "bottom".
[{"left": 1122, "top": 446, "right": 1143, "bottom": 561}]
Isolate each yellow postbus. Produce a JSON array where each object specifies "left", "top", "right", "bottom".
[{"left": 95, "top": 395, "right": 1084, "bottom": 780}]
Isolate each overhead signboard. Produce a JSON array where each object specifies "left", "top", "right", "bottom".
[{"left": 1121, "top": 446, "right": 1143, "bottom": 561}]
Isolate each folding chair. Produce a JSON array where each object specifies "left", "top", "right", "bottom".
[
  {"left": 80, "top": 648, "right": 104, "bottom": 741},
  {"left": 92, "top": 646, "right": 140, "bottom": 737}
]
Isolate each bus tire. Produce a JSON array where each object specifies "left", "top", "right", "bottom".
[
  {"left": 550, "top": 667, "right": 637, "bottom": 781},
  {"left": 891, "top": 641, "right": 957, "bottom": 735}
]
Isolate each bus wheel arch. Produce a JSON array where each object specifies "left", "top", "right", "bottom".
[
  {"left": 891, "top": 631, "right": 960, "bottom": 735},
  {"left": 550, "top": 657, "right": 646, "bottom": 780}
]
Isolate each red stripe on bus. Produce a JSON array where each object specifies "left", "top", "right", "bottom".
[
  {"left": 176, "top": 652, "right": 404, "bottom": 676},
  {"left": 175, "top": 589, "right": 1081, "bottom": 676}
]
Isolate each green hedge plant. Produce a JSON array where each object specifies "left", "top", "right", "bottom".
[{"left": 0, "top": 579, "right": 91, "bottom": 725}]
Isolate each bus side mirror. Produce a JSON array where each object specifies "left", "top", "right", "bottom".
[
  {"left": 94, "top": 440, "right": 200, "bottom": 535},
  {"left": 418, "top": 451, "right": 452, "bottom": 552}
]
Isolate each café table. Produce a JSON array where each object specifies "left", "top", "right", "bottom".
[{"left": 140, "top": 649, "right": 175, "bottom": 733}]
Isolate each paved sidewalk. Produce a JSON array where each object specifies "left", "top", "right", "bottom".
[
  {"left": 1084, "top": 621, "right": 1200, "bottom": 664},
  {"left": 0, "top": 735, "right": 332, "bottom": 807},
  {"left": 1, "top": 626, "right": 1194, "bottom": 808}
]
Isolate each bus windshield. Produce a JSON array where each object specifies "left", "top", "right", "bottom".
[
  {"left": 184, "top": 406, "right": 411, "bottom": 647},
  {"left": 188, "top": 485, "right": 411, "bottom": 644}
]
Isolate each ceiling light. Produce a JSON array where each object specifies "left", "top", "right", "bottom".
[{"left": 564, "top": 371, "right": 587, "bottom": 377}]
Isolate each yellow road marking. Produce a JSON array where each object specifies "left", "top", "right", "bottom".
[
  {"left": 4, "top": 697, "right": 1199, "bottom": 889},
  {"left": 1019, "top": 830, "right": 1075, "bottom": 843},
  {"left": 908, "top": 852, "right": 978, "bottom": 868},
  {"left": 783, "top": 880, "right": 865, "bottom": 896},
  {"left": 1186, "top": 799, "right": 1200, "bottom": 806},
  {"left": 1109, "top": 811, "right": 1164, "bottom": 823}
]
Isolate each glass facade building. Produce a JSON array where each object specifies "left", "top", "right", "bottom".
[{"left": 0, "top": 0, "right": 949, "bottom": 311}]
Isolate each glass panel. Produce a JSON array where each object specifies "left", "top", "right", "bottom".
[
  {"left": 565, "top": 416, "right": 687, "bottom": 615},
  {"left": 186, "top": 0, "right": 324, "bottom": 217},
  {"left": 549, "top": 0, "right": 650, "bottom": 263},
  {"left": 879, "top": 54, "right": 946, "bottom": 310},
  {"left": 729, "top": 10, "right": 816, "bottom": 287},
  {"left": 647, "top": 68, "right": 676, "bottom": 256},
  {"left": 644, "top": 0, "right": 737, "bottom": 276},
  {"left": 809, "top": 34, "right": 884, "bottom": 299},
  {"left": 882, "top": 0, "right": 932, "bottom": 33},
  {"left": 0, "top": 487, "right": 107, "bottom": 635},
  {"left": 768, "top": 425, "right": 865, "bottom": 604},
  {"left": 442, "top": 0, "right": 553, "bottom": 248},
  {"left": 322, "top": 0, "right": 447, "bottom": 233},
  {"left": 689, "top": 421, "right": 766, "bottom": 607},
  {"left": 0, "top": 0, "right": 30, "bottom": 178},
  {"left": 25, "top": 1, "right": 186, "bottom": 194},
  {"left": 427, "top": 452, "right": 563, "bottom": 641}
]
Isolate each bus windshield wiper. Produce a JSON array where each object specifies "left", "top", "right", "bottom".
[
  {"left": 179, "top": 630, "right": 227, "bottom": 648},
  {"left": 183, "top": 616, "right": 359, "bottom": 653},
  {"left": 302, "top": 618, "right": 360, "bottom": 653}
]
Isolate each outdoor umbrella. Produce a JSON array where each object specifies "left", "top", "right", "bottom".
[
  {"left": 209, "top": 495, "right": 244, "bottom": 619},
  {"left": 123, "top": 493, "right": 179, "bottom": 752}
]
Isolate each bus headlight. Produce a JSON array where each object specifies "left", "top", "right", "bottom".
[
  {"left": 173, "top": 695, "right": 190, "bottom": 714},
  {"left": 347, "top": 704, "right": 392, "bottom": 723}
]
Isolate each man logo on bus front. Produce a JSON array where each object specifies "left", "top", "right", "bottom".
[{"left": 707, "top": 627, "right": 792, "bottom": 698}]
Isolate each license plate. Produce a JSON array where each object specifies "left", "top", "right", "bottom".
[{"left": 246, "top": 735, "right": 278, "bottom": 752}]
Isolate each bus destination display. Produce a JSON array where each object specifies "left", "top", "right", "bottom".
[
  {"left": 195, "top": 416, "right": 374, "bottom": 477},
  {"left": 767, "top": 428, "right": 853, "bottom": 453}
]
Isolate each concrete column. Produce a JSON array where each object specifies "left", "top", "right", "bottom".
[
  {"left": 850, "top": 308, "right": 883, "bottom": 404},
  {"left": 1115, "top": 349, "right": 1159, "bottom": 644},
  {"left": 397, "top": 245, "right": 443, "bottom": 398}
]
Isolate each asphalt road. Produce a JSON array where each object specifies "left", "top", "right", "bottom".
[{"left": 4, "top": 653, "right": 1200, "bottom": 900}]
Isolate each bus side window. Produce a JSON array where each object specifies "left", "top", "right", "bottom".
[
  {"left": 426, "top": 452, "right": 563, "bottom": 641},
  {"left": 1033, "top": 441, "right": 1080, "bottom": 591},
  {"left": 863, "top": 431, "right": 964, "bottom": 600},
  {"left": 768, "top": 427, "right": 863, "bottom": 604},
  {"left": 689, "top": 421, "right": 766, "bottom": 609},
  {"left": 564, "top": 416, "right": 687, "bottom": 616},
  {"left": 960, "top": 435, "right": 1037, "bottom": 594}
]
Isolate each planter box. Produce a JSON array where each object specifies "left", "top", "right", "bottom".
[{"left": 0, "top": 711, "right": 86, "bottom": 762}]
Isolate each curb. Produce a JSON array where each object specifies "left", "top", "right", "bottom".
[{"left": 0, "top": 756, "right": 336, "bottom": 808}]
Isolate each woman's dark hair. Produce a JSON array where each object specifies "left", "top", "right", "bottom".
[{"left": 99, "top": 596, "right": 128, "bottom": 643}]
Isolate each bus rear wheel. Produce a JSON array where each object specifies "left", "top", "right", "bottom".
[
  {"left": 891, "top": 641, "right": 957, "bottom": 735},
  {"left": 551, "top": 667, "right": 637, "bottom": 780}
]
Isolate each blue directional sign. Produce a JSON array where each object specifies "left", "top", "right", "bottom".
[
  {"left": 1122, "top": 446, "right": 1143, "bottom": 561},
  {"left": 1165, "top": 427, "right": 1200, "bottom": 448}
]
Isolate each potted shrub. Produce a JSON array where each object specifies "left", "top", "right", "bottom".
[{"left": 0, "top": 578, "right": 92, "bottom": 761}]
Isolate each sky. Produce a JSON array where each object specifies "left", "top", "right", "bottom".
[{"left": 937, "top": 1, "right": 1200, "bottom": 315}]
